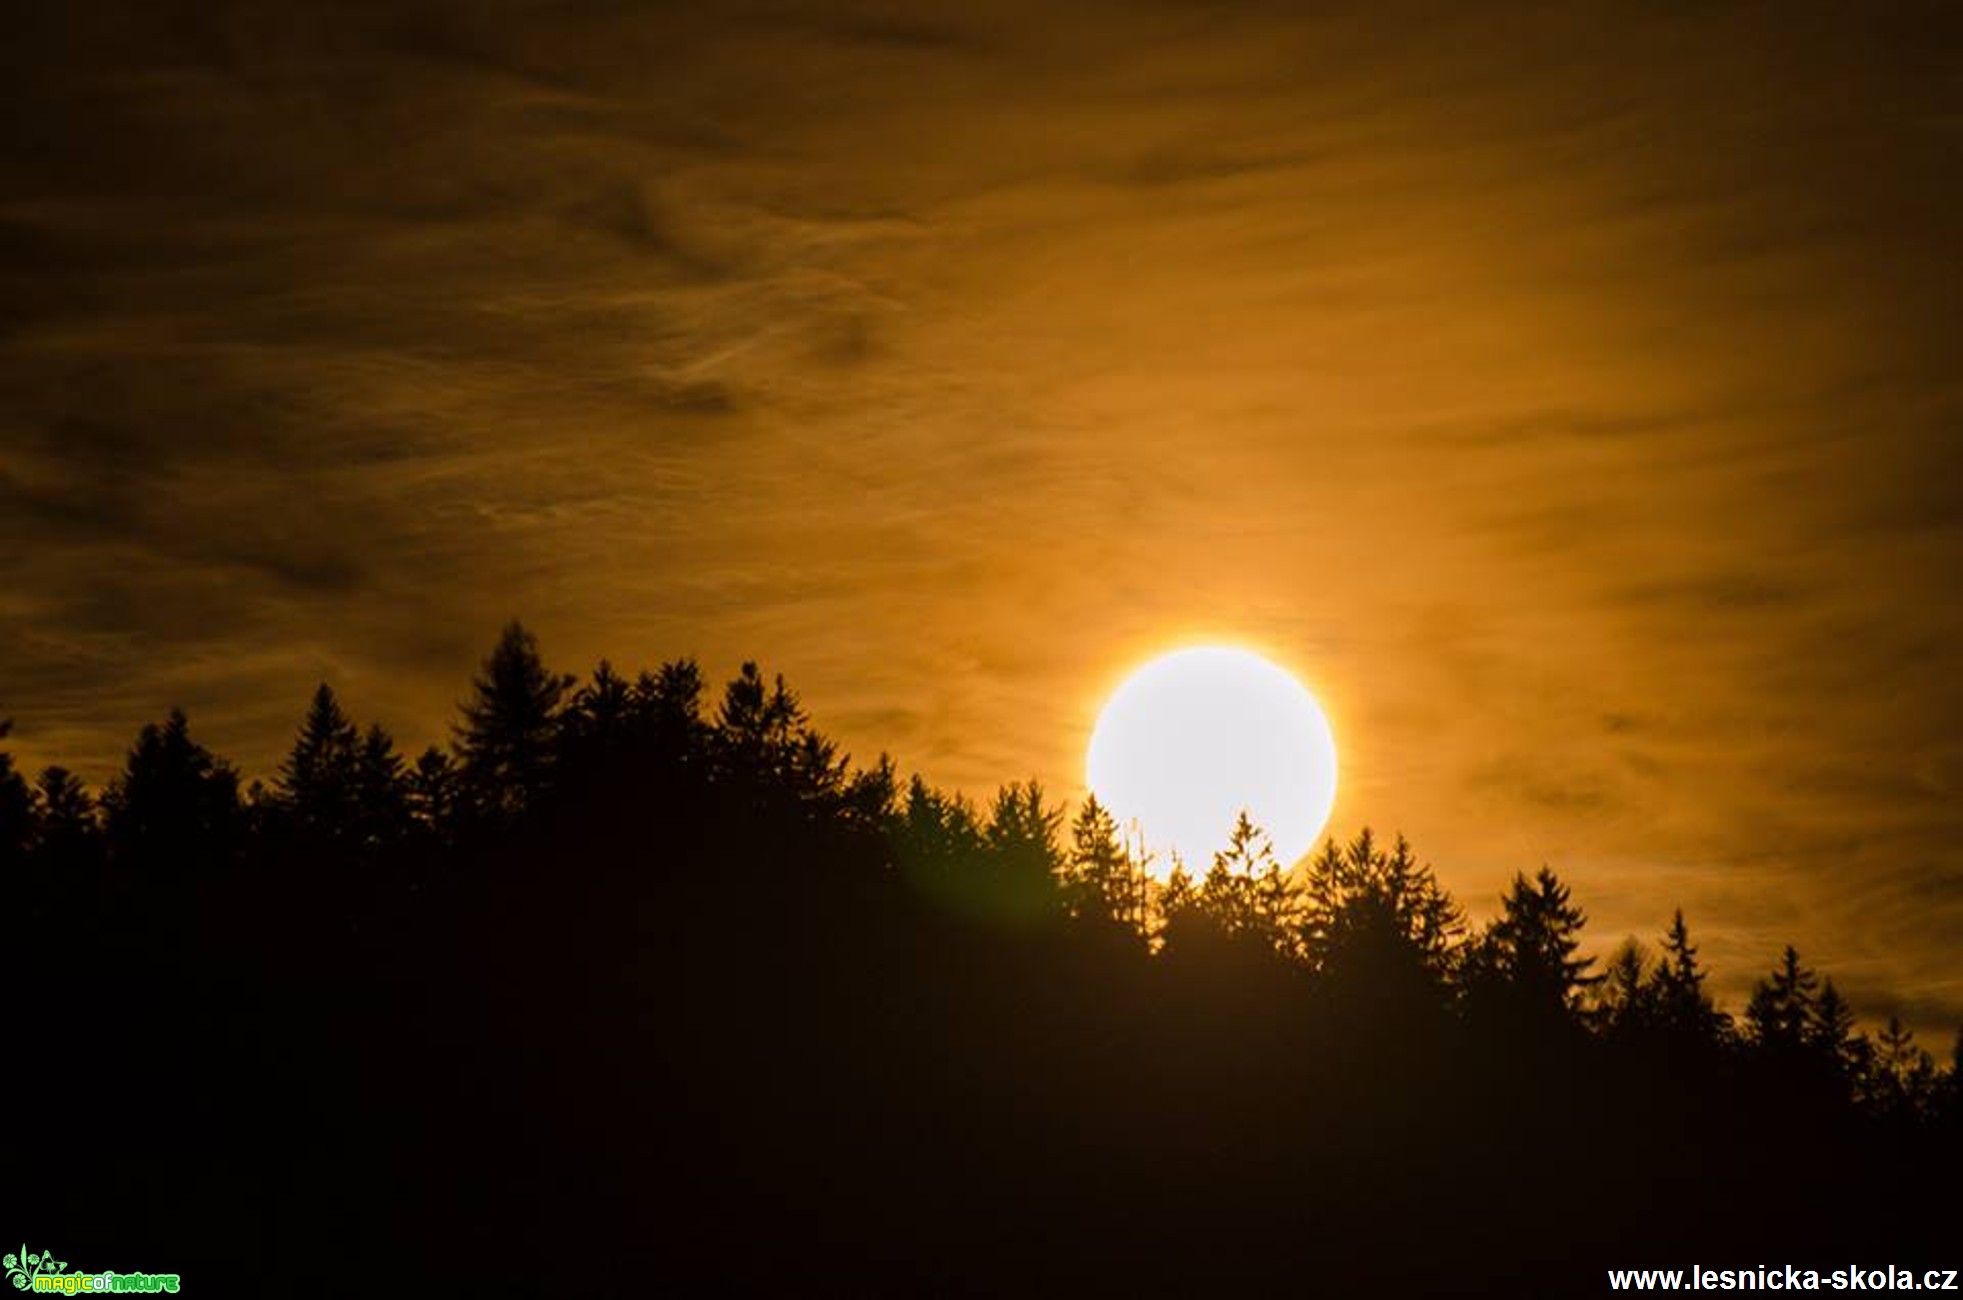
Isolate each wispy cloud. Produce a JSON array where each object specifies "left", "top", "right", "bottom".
[{"left": 3, "top": 0, "right": 1959, "bottom": 1027}]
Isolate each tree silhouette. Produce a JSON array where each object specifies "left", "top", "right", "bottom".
[
  {"left": 1596, "top": 937, "right": 1660, "bottom": 1039},
  {"left": 1868, "top": 1017, "right": 1939, "bottom": 1121},
  {"left": 1300, "top": 829, "right": 1463, "bottom": 994},
  {"left": 1809, "top": 977, "right": 1864, "bottom": 1081},
  {"left": 893, "top": 774, "right": 989, "bottom": 916},
  {"left": 1155, "top": 860, "right": 1208, "bottom": 957},
  {"left": 715, "top": 661, "right": 801, "bottom": 780},
  {"left": 408, "top": 745, "right": 462, "bottom": 838},
  {"left": 895, "top": 776, "right": 982, "bottom": 867},
  {"left": 1470, "top": 867, "right": 1600, "bottom": 1021},
  {"left": 32, "top": 766, "right": 98, "bottom": 877},
  {"left": 980, "top": 780, "right": 1064, "bottom": 924},
  {"left": 101, "top": 709, "right": 240, "bottom": 873},
  {"left": 1944, "top": 1029, "right": 1963, "bottom": 1120},
  {"left": 4, "top": 628, "right": 1959, "bottom": 1293},
  {"left": 562, "top": 660, "right": 635, "bottom": 759},
  {"left": 1196, "top": 857, "right": 1256, "bottom": 940},
  {"left": 457, "top": 621, "right": 571, "bottom": 820},
  {"left": 636, "top": 659, "right": 709, "bottom": 771},
  {"left": 0, "top": 719, "right": 32, "bottom": 873},
  {"left": 1745, "top": 945, "right": 1819, "bottom": 1052},
  {"left": 1213, "top": 811, "right": 1295, "bottom": 957},
  {"left": 711, "top": 661, "right": 856, "bottom": 822},
  {"left": 1874, "top": 1016, "right": 1916, "bottom": 1072},
  {"left": 835, "top": 752, "right": 898, "bottom": 839},
  {"left": 352, "top": 723, "right": 412, "bottom": 852},
  {"left": 1058, "top": 794, "right": 1145, "bottom": 937},
  {"left": 1160, "top": 811, "right": 1299, "bottom": 963},
  {"left": 276, "top": 684, "right": 362, "bottom": 843},
  {"left": 1653, "top": 908, "right": 1727, "bottom": 1046}
]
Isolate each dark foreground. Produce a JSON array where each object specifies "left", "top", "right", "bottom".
[{"left": 7, "top": 643, "right": 1958, "bottom": 1294}]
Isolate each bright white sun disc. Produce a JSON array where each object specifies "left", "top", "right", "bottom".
[{"left": 1086, "top": 647, "right": 1337, "bottom": 877}]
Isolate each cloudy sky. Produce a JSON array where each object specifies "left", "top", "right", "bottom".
[{"left": 4, "top": 0, "right": 1960, "bottom": 1027}]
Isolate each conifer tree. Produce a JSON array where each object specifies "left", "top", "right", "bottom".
[
  {"left": 715, "top": 662, "right": 801, "bottom": 781},
  {"left": 1299, "top": 829, "right": 1463, "bottom": 979},
  {"left": 0, "top": 719, "right": 33, "bottom": 872},
  {"left": 1201, "top": 812, "right": 1293, "bottom": 956},
  {"left": 1944, "top": 1028, "right": 1963, "bottom": 1120},
  {"left": 1475, "top": 867, "right": 1601, "bottom": 1016},
  {"left": 277, "top": 684, "right": 361, "bottom": 840},
  {"left": 1155, "top": 861, "right": 1207, "bottom": 957},
  {"left": 353, "top": 724, "right": 411, "bottom": 850},
  {"left": 1868, "top": 1017, "right": 1938, "bottom": 1119},
  {"left": 1060, "top": 795, "right": 1143, "bottom": 932},
  {"left": 1596, "top": 938, "right": 1659, "bottom": 1037},
  {"left": 1809, "top": 978, "right": 1862, "bottom": 1078},
  {"left": 1653, "top": 909, "right": 1725, "bottom": 1043},
  {"left": 1198, "top": 858, "right": 1257, "bottom": 942},
  {"left": 709, "top": 661, "right": 850, "bottom": 812},
  {"left": 893, "top": 776, "right": 984, "bottom": 878},
  {"left": 984, "top": 780, "right": 1064, "bottom": 916},
  {"left": 457, "top": 622, "right": 570, "bottom": 819},
  {"left": 1745, "top": 945, "right": 1818, "bottom": 1051},
  {"left": 840, "top": 754, "right": 899, "bottom": 837},
  {"left": 563, "top": 660, "right": 634, "bottom": 757},
  {"left": 635, "top": 660, "right": 708, "bottom": 769},
  {"left": 101, "top": 709, "right": 241, "bottom": 869},
  {"left": 789, "top": 729, "right": 850, "bottom": 812},
  {"left": 408, "top": 746, "right": 462, "bottom": 837},
  {"left": 33, "top": 766, "right": 97, "bottom": 875},
  {"left": 1875, "top": 1017, "right": 1916, "bottom": 1073}
]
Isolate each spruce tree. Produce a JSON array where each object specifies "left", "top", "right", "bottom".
[
  {"left": 1745, "top": 946, "right": 1818, "bottom": 1051},
  {"left": 1203, "top": 812, "right": 1292, "bottom": 956},
  {"left": 1809, "top": 978, "right": 1861, "bottom": 1076},
  {"left": 277, "top": 684, "right": 361, "bottom": 841},
  {"left": 1869, "top": 1017, "right": 1939, "bottom": 1120},
  {"left": 1596, "top": 938, "right": 1659, "bottom": 1037},
  {"left": 409, "top": 746, "right": 462, "bottom": 838},
  {"left": 101, "top": 710, "right": 241, "bottom": 871},
  {"left": 1478, "top": 867, "right": 1601, "bottom": 1015},
  {"left": 353, "top": 724, "right": 411, "bottom": 851},
  {"left": 1299, "top": 829, "right": 1463, "bottom": 979},
  {"left": 0, "top": 719, "right": 33, "bottom": 872},
  {"left": 983, "top": 780, "right": 1064, "bottom": 920},
  {"left": 1653, "top": 909, "right": 1724, "bottom": 1043},
  {"left": 1061, "top": 795, "right": 1143, "bottom": 933},
  {"left": 33, "top": 766, "right": 97, "bottom": 875},
  {"left": 563, "top": 660, "right": 634, "bottom": 757},
  {"left": 894, "top": 776, "right": 983, "bottom": 874},
  {"left": 1155, "top": 861, "right": 1207, "bottom": 957},
  {"left": 715, "top": 662, "right": 801, "bottom": 782},
  {"left": 635, "top": 659, "right": 708, "bottom": 769},
  {"left": 457, "top": 622, "right": 570, "bottom": 820}
]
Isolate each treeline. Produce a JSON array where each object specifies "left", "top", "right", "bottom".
[{"left": 5, "top": 623, "right": 1959, "bottom": 1292}]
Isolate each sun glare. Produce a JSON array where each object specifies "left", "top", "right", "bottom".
[{"left": 1086, "top": 646, "right": 1338, "bottom": 877}]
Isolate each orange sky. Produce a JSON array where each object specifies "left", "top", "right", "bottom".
[{"left": 4, "top": 0, "right": 1960, "bottom": 1029}]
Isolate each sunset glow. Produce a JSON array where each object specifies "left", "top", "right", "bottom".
[{"left": 1087, "top": 647, "right": 1338, "bottom": 875}]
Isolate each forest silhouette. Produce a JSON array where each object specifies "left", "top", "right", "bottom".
[{"left": 5, "top": 624, "right": 1958, "bottom": 1293}]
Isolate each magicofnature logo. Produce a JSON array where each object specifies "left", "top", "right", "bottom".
[
  {"left": 4, "top": 1247, "right": 65, "bottom": 1292},
  {"left": 4, "top": 1246, "right": 179, "bottom": 1294}
]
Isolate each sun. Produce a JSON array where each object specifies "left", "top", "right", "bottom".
[{"left": 1086, "top": 646, "right": 1338, "bottom": 877}]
